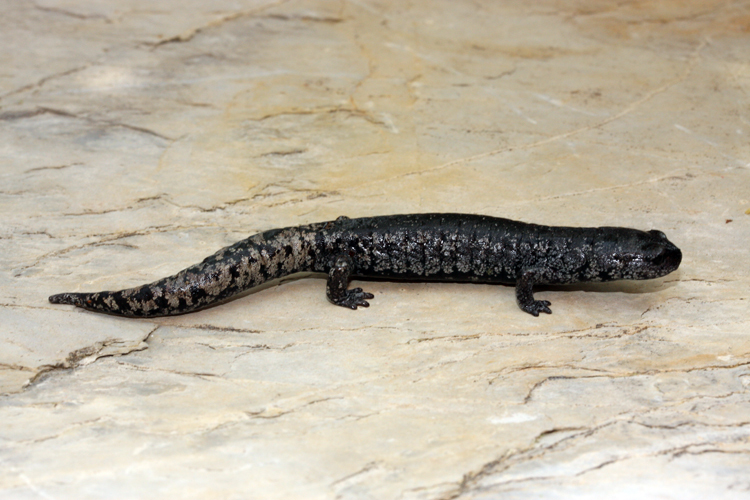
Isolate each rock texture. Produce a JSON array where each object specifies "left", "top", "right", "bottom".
[{"left": 1, "top": 0, "right": 748, "bottom": 498}]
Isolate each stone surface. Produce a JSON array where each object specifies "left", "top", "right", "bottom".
[{"left": 1, "top": 0, "right": 749, "bottom": 498}]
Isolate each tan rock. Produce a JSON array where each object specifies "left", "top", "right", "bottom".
[{"left": 1, "top": 0, "right": 748, "bottom": 498}]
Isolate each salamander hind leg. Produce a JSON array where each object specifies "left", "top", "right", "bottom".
[
  {"left": 326, "top": 254, "right": 374, "bottom": 310},
  {"left": 515, "top": 268, "right": 552, "bottom": 317}
]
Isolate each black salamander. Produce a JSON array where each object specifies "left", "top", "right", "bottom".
[{"left": 49, "top": 213, "right": 682, "bottom": 317}]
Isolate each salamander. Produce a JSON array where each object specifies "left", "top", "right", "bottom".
[{"left": 49, "top": 213, "right": 682, "bottom": 317}]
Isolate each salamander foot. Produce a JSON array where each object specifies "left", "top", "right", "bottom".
[
  {"left": 330, "top": 288, "right": 374, "bottom": 310},
  {"left": 326, "top": 254, "right": 374, "bottom": 310},
  {"left": 520, "top": 299, "right": 552, "bottom": 317}
]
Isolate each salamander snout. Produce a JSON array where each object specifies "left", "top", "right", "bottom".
[
  {"left": 638, "top": 229, "right": 682, "bottom": 279},
  {"left": 652, "top": 241, "right": 682, "bottom": 273},
  {"left": 595, "top": 227, "right": 683, "bottom": 280}
]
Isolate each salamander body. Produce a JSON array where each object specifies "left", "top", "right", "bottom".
[{"left": 49, "top": 213, "right": 682, "bottom": 317}]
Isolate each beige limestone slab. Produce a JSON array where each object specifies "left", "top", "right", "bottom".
[{"left": 1, "top": 0, "right": 749, "bottom": 498}]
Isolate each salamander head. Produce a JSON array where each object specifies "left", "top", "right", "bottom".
[{"left": 592, "top": 227, "right": 682, "bottom": 281}]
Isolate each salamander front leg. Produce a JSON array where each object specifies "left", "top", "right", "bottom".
[
  {"left": 326, "top": 254, "right": 374, "bottom": 310},
  {"left": 515, "top": 268, "right": 552, "bottom": 316}
]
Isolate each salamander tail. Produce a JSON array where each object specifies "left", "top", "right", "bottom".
[
  {"left": 49, "top": 292, "right": 88, "bottom": 307},
  {"left": 48, "top": 224, "right": 317, "bottom": 317},
  {"left": 48, "top": 287, "right": 172, "bottom": 317}
]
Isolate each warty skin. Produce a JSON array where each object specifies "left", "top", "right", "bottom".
[{"left": 49, "top": 213, "right": 682, "bottom": 317}]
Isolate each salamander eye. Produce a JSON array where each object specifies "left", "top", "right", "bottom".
[{"left": 648, "top": 230, "right": 667, "bottom": 240}]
